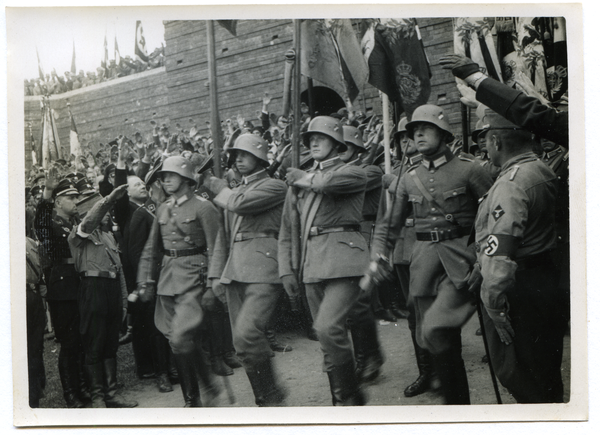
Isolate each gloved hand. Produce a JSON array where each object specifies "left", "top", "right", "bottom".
[
  {"left": 439, "top": 54, "right": 481, "bottom": 80},
  {"left": 207, "top": 176, "right": 229, "bottom": 195},
  {"left": 485, "top": 305, "right": 515, "bottom": 345},
  {"left": 281, "top": 274, "right": 300, "bottom": 304},
  {"left": 382, "top": 173, "right": 397, "bottom": 190},
  {"left": 285, "top": 168, "right": 311, "bottom": 188},
  {"left": 201, "top": 288, "right": 218, "bottom": 312},
  {"left": 137, "top": 282, "right": 156, "bottom": 303},
  {"left": 360, "top": 256, "right": 394, "bottom": 291},
  {"left": 467, "top": 262, "right": 483, "bottom": 294}
]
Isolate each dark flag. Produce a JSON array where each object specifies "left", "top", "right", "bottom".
[
  {"left": 453, "top": 18, "right": 503, "bottom": 83},
  {"left": 71, "top": 40, "right": 76, "bottom": 75},
  {"left": 544, "top": 17, "right": 568, "bottom": 102},
  {"left": 40, "top": 97, "right": 62, "bottom": 169},
  {"left": 217, "top": 20, "right": 238, "bottom": 37},
  {"left": 362, "top": 18, "right": 431, "bottom": 116},
  {"left": 135, "top": 20, "right": 149, "bottom": 63}
]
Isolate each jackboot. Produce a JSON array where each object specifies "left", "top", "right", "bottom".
[
  {"left": 206, "top": 311, "right": 234, "bottom": 376},
  {"left": 326, "top": 360, "right": 366, "bottom": 406},
  {"left": 404, "top": 333, "right": 433, "bottom": 397},
  {"left": 83, "top": 362, "right": 106, "bottom": 408},
  {"left": 390, "top": 299, "right": 410, "bottom": 320},
  {"left": 351, "top": 321, "right": 384, "bottom": 384},
  {"left": 153, "top": 335, "right": 173, "bottom": 392},
  {"left": 77, "top": 354, "right": 91, "bottom": 404},
  {"left": 223, "top": 350, "right": 242, "bottom": 369},
  {"left": 168, "top": 349, "right": 179, "bottom": 384},
  {"left": 265, "top": 328, "right": 292, "bottom": 352},
  {"left": 174, "top": 353, "right": 202, "bottom": 407},
  {"left": 431, "top": 340, "right": 470, "bottom": 405},
  {"left": 193, "top": 346, "right": 223, "bottom": 406},
  {"left": 58, "top": 352, "right": 84, "bottom": 408},
  {"left": 246, "top": 358, "right": 286, "bottom": 407},
  {"left": 214, "top": 310, "right": 242, "bottom": 368},
  {"left": 119, "top": 313, "right": 133, "bottom": 345},
  {"left": 103, "top": 358, "right": 138, "bottom": 408}
]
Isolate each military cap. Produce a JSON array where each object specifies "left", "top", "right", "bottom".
[
  {"left": 64, "top": 172, "right": 86, "bottom": 183},
  {"left": 145, "top": 160, "right": 164, "bottom": 186},
  {"left": 30, "top": 185, "right": 43, "bottom": 197},
  {"left": 53, "top": 178, "right": 79, "bottom": 199},
  {"left": 32, "top": 174, "right": 46, "bottom": 186},
  {"left": 75, "top": 177, "right": 95, "bottom": 196},
  {"left": 480, "top": 108, "right": 523, "bottom": 132}
]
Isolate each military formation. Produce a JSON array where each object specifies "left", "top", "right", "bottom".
[{"left": 24, "top": 54, "right": 570, "bottom": 408}]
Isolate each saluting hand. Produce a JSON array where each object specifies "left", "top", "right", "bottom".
[
  {"left": 439, "top": 54, "right": 480, "bottom": 80},
  {"left": 107, "top": 183, "right": 128, "bottom": 202}
]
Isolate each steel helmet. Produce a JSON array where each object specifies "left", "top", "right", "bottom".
[
  {"left": 342, "top": 125, "right": 366, "bottom": 151},
  {"left": 393, "top": 117, "right": 409, "bottom": 141},
  {"left": 159, "top": 156, "right": 196, "bottom": 183},
  {"left": 302, "top": 116, "right": 345, "bottom": 148},
  {"left": 228, "top": 133, "right": 269, "bottom": 165},
  {"left": 406, "top": 104, "right": 454, "bottom": 142}
]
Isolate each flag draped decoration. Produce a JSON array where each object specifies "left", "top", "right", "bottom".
[
  {"left": 40, "top": 97, "right": 62, "bottom": 169},
  {"left": 135, "top": 20, "right": 149, "bottom": 63},
  {"left": 71, "top": 40, "right": 77, "bottom": 75},
  {"left": 217, "top": 20, "right": 238, "bottom": 37},
  {"left": 453, "top": 17, "right": 503, "bottom": 83},
  {"left": 67, "top": 105, "right": 82, "bottom": 159},
  {"left": 543, "top": 17, "right": 568, "bottom": 102},
  {"left": 300, "top": 19, "right": 367, "bottom": 105},
  {"left": 494, "top": 17, "right": 552, "bottom": 105},
  {"left": 361, "top": 18, "right": 431, "bottom": 116}
]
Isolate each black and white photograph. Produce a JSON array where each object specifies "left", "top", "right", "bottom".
[{"left": 4, "top": 1, "right": 590, "bottom": 430}]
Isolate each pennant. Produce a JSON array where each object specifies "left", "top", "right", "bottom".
[
  {"left": 71, "top": 40, "right": 77, "bottom": 75},
  {"left": 40, "top": 97, "right": 62, "bottom": 169},
  {"left": 36, "top": 47, "right": 45, "bottom": 81},
  {"left": 114, "top": 35, "right": 121, "bottom": 66},
  {"left": 453, "top": 18, "right": 503, "bottom": 83},
  {"left": 327, "top": 19, "right": 369, "bottom": 95},
  {"left": 361, "top": 18, "right": 432, "bottom": 116},
  {"left": 135, "top": 20, "right": 149, "bottom": 63},
  {"left": 68, "top": 105, "right": 82, "bottom": 158},
  {"left": 217, "top": 20, "right": 238, "bottom": 37},
  {"left": 544, "top": 17, "right": 568, "bottom": 102}
]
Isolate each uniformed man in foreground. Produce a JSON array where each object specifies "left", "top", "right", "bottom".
[
  {"left": 34, "top": 172, "right": 87, "bottom": 408},
  {"left": 279, "top": 116, "right": 368, "bottom": 406},
  {"left": 473, "top": 109, "right": 569, "bottom": 403},
  {"left": 137, "top": 156, "right": 226, "bottom": 407},
  {"left": 207, "top": 133, "right": 289, "bottom": 406},
  {"left": 68, "top": 184, "right": 138, "bottom": 408},
  {"left": 366, "top": 105, "right": 493, "bottom": 405}
]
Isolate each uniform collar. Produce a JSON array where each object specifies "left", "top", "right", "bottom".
[
  {"left": 406, "top": 153, "right": 423, "bottom": 166},
  {"left": 347, "top": 157, "right": 361, "bottom": 167},
  {"left": 422, "top": 148, "right": 453, "bottom": 169},
  {"left": 542, "top": 147, "right": 562, "bottom": 160},
  {"left": 313, "top": 156, "right": 342, "bottom": 171},
  {"left": 500, "top": 151, "right": 539, "bottom": 172},
  {"left": 174, "top": 194, "right": 189, "bottom": 206},
  {"left": 242, "top": 168, "right": 267, "bottom": 185}
]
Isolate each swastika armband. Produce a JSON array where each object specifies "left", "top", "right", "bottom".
[{"left": 484, "top": 234, "right": 519, "bottom": 257}]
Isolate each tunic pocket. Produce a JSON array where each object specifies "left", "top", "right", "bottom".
[
  {"left": 337, "top": 240, "right": 365, "bottom": 251},
  {"left": 408, "top": 194, "right": 425, "bottom": 218},
  {"left": 442, "top": 186, "right": 468, "bottom": 214},
  {"left": 256, "top": 250, "right": 278, "bottom": 263}
]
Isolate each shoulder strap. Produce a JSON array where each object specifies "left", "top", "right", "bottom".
[{"left": 408, "top": 169, "right": 458, "bottom": 225}]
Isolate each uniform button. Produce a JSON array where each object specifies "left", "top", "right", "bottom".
[
  {"left": 172, "top": 231, "right": 176, "bottom": 235},
  {"left": 430, "top": 170, "right": 434, "bottom": 174},
  {"left": 60, "top": 277, "right": 63, "bottom": 280},
  {"left": 184, "top": 236, "right": 191, "bottom": 242},
  {"left": 429, "top": 179, "right": 434, "bottom": 182},
  {"left": 63, "top": 234, "right": 66, "bottom": 237},
  {"left": 266, "top": 252, "right": 270, "bottom": 256},
  {"left": 349, "top": 242, "right": 353, "bottom": 246},
  {"left": 499, "top": 312, "right": 505, "bottom": 317},
  {"left": 173, "top": 213, "right": 177, "bottom": 216},
  {"left": 172, "top": 241, "right": 176, "bottom": 245},
  {"left": 431, "top": 208, "right": 436, "bottom": 212},
  {"left": 429, "top": 188, "right": 434, "bottom": 192},
  {"left": 453, "top": 192, "right": 458, "bottom": 196},
  {"left": 432, "top": 217, "right": 437, "bottom": 221}
]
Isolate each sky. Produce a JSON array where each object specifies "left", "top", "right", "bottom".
[{"left": 7, "top": 8, "right": 166, "bottom": 81}]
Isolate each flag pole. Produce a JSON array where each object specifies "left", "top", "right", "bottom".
[
  {"left": 207, "top": 20, "right": 223, "bottom": 178},
  {"left": 381, "top": 92, "right": 392, "bottom": 175},
  {"left": 290, "top": 19, "right": 302, "bottom": 277}
]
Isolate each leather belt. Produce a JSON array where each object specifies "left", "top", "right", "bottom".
[
  {"left": 309, "top": 225, "right": 361, "bottom": 238},
  {"left": 416, "top": 226, "right": 470, "bottom": 242},
  {"left": 80, "top": 271, "right": 118, "bottom": 279},
  {"left": 516, "top": 251, "right": 554, "bottom": 271},
  {"left": 56, "top": 258, "right": 75, "bottom": 265},
  {"left": 234, "top": 231, "right": 278, "bottom": 242},
  {"left": 163, "top": 246, "right": 206, "bottom": 258},
  {"left": 362, "top": 214, "right": 377, "bottom": 222}
]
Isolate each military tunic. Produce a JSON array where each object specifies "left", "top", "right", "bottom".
[
  {"left": 137, "top": 193, "right": 225, "bottom": 355},
  {"left": 279, "top": 156, "right": 368, "bottom": 370},
  {"left": 474, "top": 151, "right": 568, "bottom": 403},
  {"left": 371, "top": 147, "right": 493, "bottom": 353},
  {"left": 213, "top": 169, "right": 288, "bottom": 366}
]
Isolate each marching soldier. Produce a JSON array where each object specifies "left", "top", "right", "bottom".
[
  {"left": 68, "top": 184, "right": 138, "bottom": 408},
  {"left": 279, "top": 116, "right": 368, "bottom": 406},
  {"left": 34, "top": 171, "right": 87, "bottom": 408},
  {"left": 366, "top": 105, "right": 493, "bottom": 405},
  {"left": 136, "top": 156, "right": 226, "bottom": 407},
  {"left": 473, "top": 109, "right": 569, "bottom": 402},
  {"left": 206, "top": 133, "right": 288, "bottom": 406},
  {"left": 339, "top": 125, "right": 385, "bottom": 384}
]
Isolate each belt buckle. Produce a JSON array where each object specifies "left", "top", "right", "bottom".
[
  {"left": 169, "top": 249, "right": 178, "bottom": 258},
  {"left": 309, "top": 227, "right": 319, "bottom": 237},
  {"left": 109, "top": 271, "right": 117, "bottom": 279},
  {"left": 430, "top": 229, "right": 440, "bottom": 242}
]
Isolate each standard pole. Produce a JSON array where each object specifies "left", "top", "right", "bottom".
[{"left": 207, "top": 20, "right": 222, "bottom": 178}]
